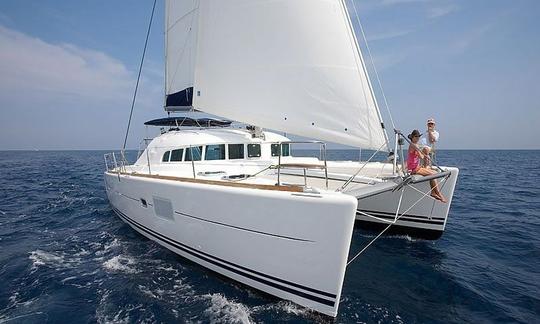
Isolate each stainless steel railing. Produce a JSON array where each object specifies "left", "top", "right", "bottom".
[
  {"left": 104, "top": 152, "right": 127, "bottom": 173},
  {"left": 274, "top": 141, "right": 329, "bottom": 189}
]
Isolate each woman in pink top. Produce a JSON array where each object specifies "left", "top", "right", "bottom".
[{"left": 407, "top": 130, "right": 447, "bottom": 203}]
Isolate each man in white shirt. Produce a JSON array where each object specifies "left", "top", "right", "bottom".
[{"left": 420, "top": 118, "right": 439, "bottom": 165}]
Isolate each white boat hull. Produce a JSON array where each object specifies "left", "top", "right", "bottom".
[
  {"left": 104, "top": 172, "right": 358, "bottom": 317},
  {"left": 353, "top": 167, "right": 459, "bottom": 239}
]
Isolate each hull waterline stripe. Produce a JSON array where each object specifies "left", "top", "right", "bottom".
[
  {"left": 111, "top": 208, "right": 336, "bottom": 306},
  {"left": 356, "top": 212, "right": 444, "bottom": 225},
  {"left": 174, "top": 211, "right": 314, "bottom": 242},
  {"left": 358, "top": 209, "right": 445, "bottom": 220},
  {"left": 356, "top": 210, "right": 444, "bottom": 225}
]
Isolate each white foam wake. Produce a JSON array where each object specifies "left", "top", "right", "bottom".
[
  {"left": 102, "top": 255, "right": 139, "bottom": 274},
  {"left": 28, "top": 250, "right": 81, "bottom": 271},
  {"left": 203, "top": 293, "right": 253, "bottom": 324}
]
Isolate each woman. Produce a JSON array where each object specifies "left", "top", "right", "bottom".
[{"left": 407, "top": 130, "right": 447, "bottom": 203}]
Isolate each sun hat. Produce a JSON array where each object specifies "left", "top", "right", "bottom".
[
  {"left": 427, "top": 118, "right": 436, "bottom": 124},
  {"left": 407, "top": 129, "right": 422, "bottom": 140}
]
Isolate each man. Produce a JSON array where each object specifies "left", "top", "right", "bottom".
[{"left": 420, "top": 118, "right": 439, "bottom": 165}]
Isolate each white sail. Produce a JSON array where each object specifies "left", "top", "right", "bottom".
[
  {"left": 164, "top": 0, "right": 199, "bottom": 110},
  {"left": 192, "top": 0, "right": 388, "bottom": 150}
]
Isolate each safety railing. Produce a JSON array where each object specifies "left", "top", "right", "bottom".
[
  {"left": 104, "top": 152, "right": 127, "bottom": 173},
  {"left": 274, "top": 141, "right": 328, "bottom": 189},
  {"left": 104, "top": 152, "right": 117, "bottom": 172}
]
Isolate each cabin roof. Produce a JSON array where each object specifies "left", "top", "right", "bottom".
[
  {"left": 147, "top": 129, "right": 290, "bottom": 149},
  {"left": 144, "top": 117, "right": 232, "bottom": 127}
]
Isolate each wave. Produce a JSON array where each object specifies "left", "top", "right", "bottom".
[
  {"left": 102, "top": 255, "right": 139, "bottom": 274},
  {"left": 28, "top": 249, "right": 81, "bottom": 271},
  {"left": 95, "top": 290, "right": 144, "bottom": 324}
]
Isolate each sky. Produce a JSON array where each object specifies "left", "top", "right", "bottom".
[{"left": 0, "top": 0, "right": 539, "bottom": 150}]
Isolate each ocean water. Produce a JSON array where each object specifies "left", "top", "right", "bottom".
[{"left": 0, "top": 150, "right": 538, "bottom": 323}]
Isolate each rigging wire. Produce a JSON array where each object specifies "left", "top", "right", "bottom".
[
  {"left": 347, "top": 174, "right": 451, "bottom": 266},
  {"left": 122, "top": 0, "right": 158, "bottom": 153},
  {"left": 349, "top": 0, "right": 396, "bottom": 131}
]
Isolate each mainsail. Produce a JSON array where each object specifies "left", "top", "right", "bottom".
[{"left": 165, "top": 0, "right": 388, "bottom": 150}]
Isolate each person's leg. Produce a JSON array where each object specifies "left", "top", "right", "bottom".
[
  {"left": 415, "top": 168, "right": 447, "bottom": 202},
  {"left": 422, "top": 147, "right": 431, "bottom": 167},
  {"left": 414, "top": 167, "right": 435, "bottom": 176},
  {"left": 414, "top": 167, "right": 437, "bottom": 196}
]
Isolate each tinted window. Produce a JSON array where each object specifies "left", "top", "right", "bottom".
[
  {"left": 271, "top": 144, "right": 290, "bottom": 157},
  {"left": 162, "top": 151, "right": 170, "bottom": 162},
  {"left": 228, "top": 144, "right": 244, "bottom": 159},
  {"left": 170, "top": 149, "right": 183, "bottom": 162},
  {"left": 247, "top": 144, "right": 261, "bottom": 158},
  {"left": 185, "top": 146, "right": 202, "bottom": 161},
  {"left": 281, "top": 143, "right": 290, "bottom": 157},
  {"left": 205, "top": 144, "right": 225, "bottom": 160},
  {"left": 271, "top": 144, "right": 280, "bottom": 157}
]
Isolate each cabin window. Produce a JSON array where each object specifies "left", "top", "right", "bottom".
[
  {"left": 271, "top": 144, "right": 280, "bottom": 157},
  {"left": 281, "top": 143, "right": 290, "bottom": 156},
  {"left": 247, "top": 144, "right": 261, "bottom": 158},
  {"left": 170, "top": 149, "right": 183, "bottom": 162},
  {"left": 185, "top": 146, "right": 203, "bottom": 161},
  {"left": 228, "top": 144, "right": 244, "bottom": 159},
  {"left": 162, "top": 151, "right": 170, "bottom": 162},
  {"left": 205, "top": 144, "right": 225, "bottom": 160},
  {"left": 271, "top": 144, "right": 290, "bottom": 157}
]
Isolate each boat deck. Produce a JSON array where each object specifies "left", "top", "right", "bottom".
[{"left": 109, "top": 159, "right": 401, "bottom": 195}]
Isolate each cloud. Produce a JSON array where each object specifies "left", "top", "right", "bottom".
[
  {"left": 367, "top": 28, "right": 415, "bottom": 41},
  {"left": 381, "top": 0, "right": 432, "bottom": 6},
  {"left": 0, "top": 25, "right": 163, "bottom": 150},
  {"left": 450, "top": 23, "right": 494, "bottom": 54},
  {"left": 370, "top": 46, "right": 421, "bottom": 71},
  {"left": 0, "top": 25, "right": 134, "bottom": 106},
  {"left": 427, "top": 4, "right": 459, "bottom": 19}
]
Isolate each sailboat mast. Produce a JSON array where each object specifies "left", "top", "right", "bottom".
[
  {"left": 164, "top": 0, "right": 169, "bottom": 111},
  {"left": 339, "top": 0, "right": 390, "bottom": 151}
]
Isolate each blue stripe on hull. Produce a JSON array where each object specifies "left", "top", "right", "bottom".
[{"left": 357, "top": 210, "right": 445, "bottom": 225}]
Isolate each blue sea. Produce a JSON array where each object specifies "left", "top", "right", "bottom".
[{"left": 0, "top": 150, "right": 538, "bottom": 323}]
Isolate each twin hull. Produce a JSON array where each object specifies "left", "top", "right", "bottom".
[
  {"left": 104, "top": 172, "right": 358, "bottom": 316},
  {"left": 355, "top": 167, "right": 459, "bottom": 239}
]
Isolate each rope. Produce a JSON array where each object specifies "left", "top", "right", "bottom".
[
  {"left": 347, "top": 175, "right": 450, "bottom": 266},
  {"left": 350, "top": 0, "right": 396, "bottom": 131},
  {"left": 122, "top": 0, "right": 157, "bottom": 152},
  {"left": 228, "top": 165, "right": 276, "bottom": 182},
  {"left": 338, "top": 141, "right": 387, "bottom": 191}
]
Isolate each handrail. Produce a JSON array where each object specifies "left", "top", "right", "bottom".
[
  {"left": 274, "top": 140, "right": 329, "bottom": 189},
  {"left": 104, "top": 152, "right": 122, "bottom": 181}
]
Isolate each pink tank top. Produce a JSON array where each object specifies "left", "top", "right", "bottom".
[{"left": 407, "top": 150, "right": 420, "bottom": 172}]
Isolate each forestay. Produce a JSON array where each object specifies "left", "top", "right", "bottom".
[
  {"left": 165, "top": 0, "right": 199, "bottom": 109},
  {"left": 166, "top": 0, "right": 388, "bottom": 150}
]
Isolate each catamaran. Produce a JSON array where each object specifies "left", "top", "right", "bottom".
[{"left": 104, "top": 0, "right": 459, "bottom": 317}]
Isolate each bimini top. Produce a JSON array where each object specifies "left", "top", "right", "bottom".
[{"left": 144, "top": 117, "right": 232, "bottom": 127}]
